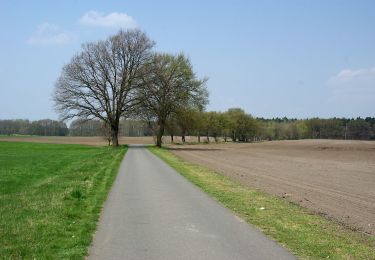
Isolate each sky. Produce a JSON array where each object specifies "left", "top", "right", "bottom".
[{"left": 0, "top": 0, "right": 374, "bottom": 120}]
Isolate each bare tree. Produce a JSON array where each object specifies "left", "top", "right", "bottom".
[
  {"left": 139, "top": 53, "right": 208, "bottom": 147},
  {"left": 54, "top": 29, "right": 154, "bottom": 146}
]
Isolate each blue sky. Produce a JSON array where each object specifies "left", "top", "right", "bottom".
[{"left": 0, "top": 0, "right": 374, "bottom": 120}]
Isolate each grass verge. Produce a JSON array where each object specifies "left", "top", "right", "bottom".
[
  {"left": 149, "top": 146, "right": 375, "bottom": 259},
  {"left": 0, "top": 142, "right": 126, "bottom": 259}
]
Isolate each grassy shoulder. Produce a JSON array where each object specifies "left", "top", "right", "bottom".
[
  {"left": 0, "top": 142, "right": 126, "bottom": 259},
  {"left": 149, "top": 146, "right": 375, "bottom": 259}
]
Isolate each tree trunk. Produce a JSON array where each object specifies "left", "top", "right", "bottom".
[
  {"left": 156, "top": 123, "right": 165, "bottom": 148},
  {"left": 198, "top": 133, "right": 201, "bottom": 143},
  {"left": 182, "top": 132, "right": 186, "bottom": 143},
  {"left": 111, "top": 128, "right": 119, "bottom": 147},
  {"left": 171, "top": 134, "right": 174, "bottom": 143},
  {"left": 206, "top": 131, "right": 210, "bottom": 143}
]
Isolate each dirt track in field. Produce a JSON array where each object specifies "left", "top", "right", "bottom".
[
  {"left": 0, "top": 136, "right": 154, "bottom": 145},
  {"left": 169, "top": 140, "right": 375, "bottom": 235}
]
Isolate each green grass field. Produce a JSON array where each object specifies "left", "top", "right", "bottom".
[
  {"left": 149, "top": 146, "right": 375, "bottom": 260},
  {"left": 0, "top": 142, "right": 126, "bottom": 259}
]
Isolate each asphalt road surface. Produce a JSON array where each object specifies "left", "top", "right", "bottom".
[{"left": 88, "top": 145, "right": 296, "bottom": 260}]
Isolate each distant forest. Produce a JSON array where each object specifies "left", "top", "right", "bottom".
[
  {"left": 0, "top": 119, "right": 69, "bottom": 136},
  {"left": 0, "top": 119, "right": 151, "bottom": 137},
  {"left": 257, "top": 117, "right": 375, "bottom": 141},
  {"left": 1, "top": 113, "right": 374, "bottom": 141}
]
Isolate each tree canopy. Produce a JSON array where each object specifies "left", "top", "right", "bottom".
[
  {"left": 139, "top": 53, "right": 208, "bottom": 147},
  {"left": 54, "top": 29, "right": 154, "bottom": 146}
]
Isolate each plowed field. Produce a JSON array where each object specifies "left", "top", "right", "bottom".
[{"left": 169, "top": 140, "right": 375, "bottom": 235}]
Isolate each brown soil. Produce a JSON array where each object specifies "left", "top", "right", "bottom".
[
  {"left": 0, "top": 136, "right": 154, "bottom": 146},
  {"left": 169, "top": 139, "right": 375, "bottom": 235}
]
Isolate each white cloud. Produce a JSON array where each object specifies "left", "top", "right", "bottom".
[
  {"left": 330, "top": 67, "right": 375, "bottom": 82},
  {"left": 327, "top": 67, "right": 375, "bottom": 93},
  {"left": 27, "top": 23, "right": 74, "bottom": 45},
  {"left": 326, "top": 67, "right": 375, "bottom": 115},
  {"left": 79, "top": 11, "right": 137, "bottom": 29}
]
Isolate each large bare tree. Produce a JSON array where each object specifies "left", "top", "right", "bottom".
[
  {"left": 54, "top": 29, "right": 154, "bottom": 146},
  {"left": 139, "top": 53, "right": 208, "bottom": 147}
]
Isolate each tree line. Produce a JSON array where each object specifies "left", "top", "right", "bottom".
[
  {"left": 257, "top": 117, "right": 375, "bottom": 141},
  {"left": 157, "top": 110, "right": 375, "bottom": 142},
  {"left": 2, "top": 115, "right": 373, "bottom": 142},
  {"left": 0, "top": 119, "right": 150, "bottom": 137},
  {"left": 0, "top": 119, "right": 68, "bottom": 136}
]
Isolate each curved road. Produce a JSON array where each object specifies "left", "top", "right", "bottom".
[{"left": 88, "top": 145, "right": 295, "bottom": 260}]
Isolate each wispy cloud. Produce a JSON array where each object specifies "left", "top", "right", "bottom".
[
  {"left": 330, "top": 67, "right": 375, "bottom": 82},
  {"left": 28, "top": 11, "right": 137, "bottom": 46},
  {"left": 27, "top": 23, "right": 75, "bottom": 45},
  {"left": 79, "top": 11, "right": 137, "bottom": 29},
  {"left": 327, "top": 67, "right": 375, "bottom": 106}
]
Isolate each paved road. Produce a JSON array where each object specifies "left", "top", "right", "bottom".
[{"left": 88, "top": 145, "right": 296, "bottom": 260}]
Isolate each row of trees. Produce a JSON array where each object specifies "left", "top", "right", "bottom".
[
  {"left": 162, "top": 108, "right": 258, "bottom": 143},
  {"left": 158, "top": 111, "right": 375, "bottom": 143},
  {"left": 1, "top": 116, "right": 374, "bottom": 141},
  {"left": 0, "top": 119, "right": 68, "bottom": 136}
]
